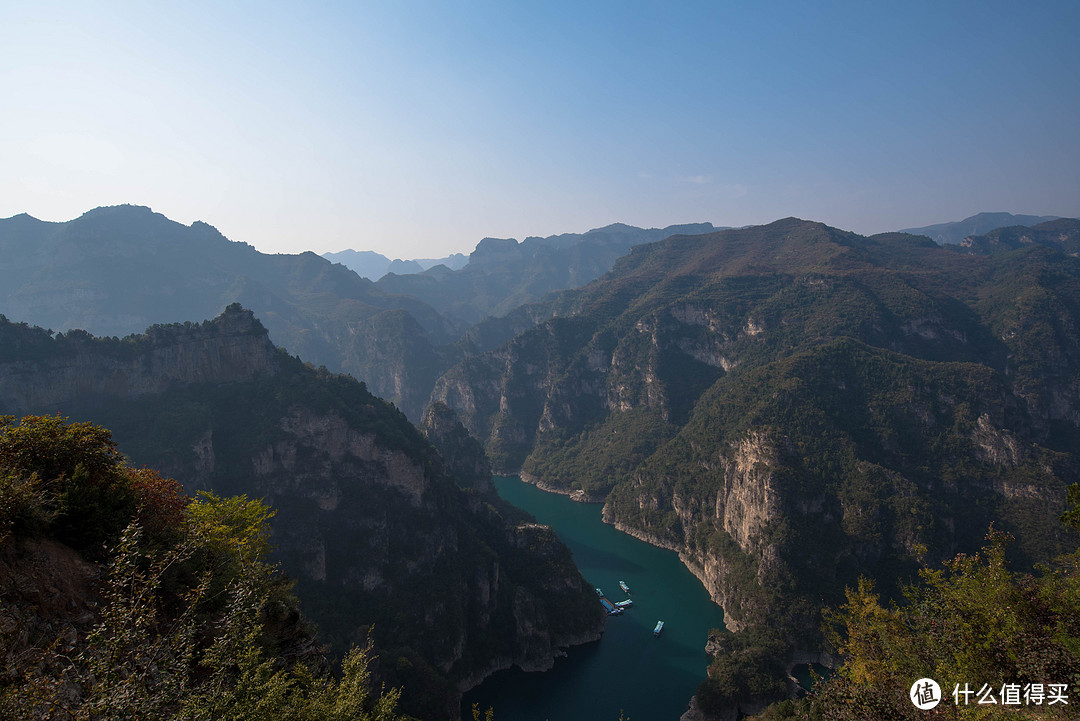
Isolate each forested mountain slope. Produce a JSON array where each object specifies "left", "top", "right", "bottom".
[
  {"left": 430, "top": 217, "right": 1080, "bottom": 708},
  {"left": 0, "top": 306, "right": 605, "bottom": 720}
]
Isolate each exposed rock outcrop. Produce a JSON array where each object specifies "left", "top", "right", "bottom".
[
  {"left": 420, "top": 401, "right": 493, "bottom": 493},
  {"left": 0, "top": 304, "right": 277, "bottom": 412}
]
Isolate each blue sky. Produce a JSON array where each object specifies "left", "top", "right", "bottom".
[{"left": 2, "top": 0, "right": 1078, "bottom": 257}]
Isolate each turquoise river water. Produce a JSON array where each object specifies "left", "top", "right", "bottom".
[{"left": 461, "top": 476, "right": 727, "bottom": 721}]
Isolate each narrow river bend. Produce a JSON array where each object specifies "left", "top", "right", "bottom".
[{"left": 462, "top": 476, "right": 726, "bottom": 721}]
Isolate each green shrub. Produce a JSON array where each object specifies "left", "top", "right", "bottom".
[
  {"left": 0, "top": 470, "right": 53, "bottom": 542},
  {"left": 0, "top": 415, "right": 137, "bottom": 551}
]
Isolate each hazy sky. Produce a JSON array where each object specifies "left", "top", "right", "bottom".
[{"left": 2, "top": 1, "right": 1078, "bottom": 258}]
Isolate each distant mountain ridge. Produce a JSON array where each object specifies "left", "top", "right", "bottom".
[
  {"left": 900, "top": 211, "right": 1061, "bottom": 244},
  {"left": 321, "top": 248, "right": 469, "bottom": 280},
  {"left": 0, "top": 204, "right": 465, "bottom": 418},
  {"left": 948, "top": 217, "right": 1080, "bottom": 256},
  {"left": 375, "top": 221, "right": 724, "bottom": 324},
  {"left": 0, "top": 206, "right": 722, "bottom": 419}
]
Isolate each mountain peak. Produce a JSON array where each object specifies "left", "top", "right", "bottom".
[
  {"left": 588, "top": 222, "right": 637, "bottom": 233},
  {"left": 78, "top": 204, "right": 157, "bottom": 219},
  {"left": 900, "top": 212, "right": 1062, "bottom": 244},
  {"left": 470, "top": 236, "right": 522, "bottom": 264},
  {"left": 0, "top": 212, "right": 51, "bottom": 228}
]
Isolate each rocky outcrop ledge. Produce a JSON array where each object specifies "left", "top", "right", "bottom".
[{"left": 519, "top": 471, "right": 607, "bottom": 503}]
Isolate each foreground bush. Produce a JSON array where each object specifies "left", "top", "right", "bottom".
[
  {"left": 0, "top": 415, "right": 408, "bottom": 721},
  {"left": 751, "top": 493, "right": 1080, "bottom": 720}
]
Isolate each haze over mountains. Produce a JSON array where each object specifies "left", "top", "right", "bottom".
[
  {"left": 321, "top": 248, "right": 470, "bottom": 280},
  {"left": 0, "top": 205, "right": 485, "bottom": 421},
  {"left": 373, "top": 222, "right": 723, "bottom": 325},
  {"left": 2, "top": 204, "right": 1079, "bottom": 718},
  {"left": 900, "top": 211, "right": 1061, "bottom": 245},
  {"left": 0, "top": 207, "right": 721, "bottom": 418}
]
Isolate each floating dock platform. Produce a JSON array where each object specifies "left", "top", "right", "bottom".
[{"left": 600, "top": 597, "right": 623, "bottom": 615}]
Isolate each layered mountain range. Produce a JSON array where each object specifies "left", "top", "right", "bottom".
[
  {"left": 373, "top": 222, "right": 722, "bottom": 325},
  {"left": 0, "top": 207, "right": 721, "bottom": 420},
  {"left": 0, "top": 205, "right": 465, "bottom": 419},
  {"left": 429, "top": 218, "right": 1080, "bottom": 689},
  {"left": 0, "top": 306, "right": 605, "bottom": 720},
  {"left": 900, "top": 211, "right": 1061, "bottom": 245},
  {"left": 3, "top": 205, "right": 1078, "bottom": 716},
  {"left": 321, "top": 248, "right": 469, "bottom": 280}
]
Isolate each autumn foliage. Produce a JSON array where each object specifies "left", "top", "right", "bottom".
[
  {"left": 0, "top": 414, "right": 407, "bottom": 720},
  {"left": 128, "top": 466, "right": 189, "bottom": 536},
  {"left": 0, "top": 415, "right": 193, "bottom": 550},
  {"left": 754, "top": 515, "right": 1080, "bottom": 720}
]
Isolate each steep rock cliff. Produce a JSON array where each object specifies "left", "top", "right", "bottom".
[
  {"left": 0, "top": 307, "right": 604, "bottom": 721},
  {"left": 0, "top": 303, "right": 277, "bottom": 411},
  {"left": 420, "top": 402, "right": 493, "bottom": 493}
]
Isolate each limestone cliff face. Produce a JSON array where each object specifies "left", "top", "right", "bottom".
[
  {"left": 420, "top": 402, "right": 493, "bottom": 493},
  {"left": 211, "top": 403, "right": 603, "bottom": 711},
  {"left": 603, "top": 430, "right": 791, "bottom": 634},
  {"left": 432, "top": 303, "right": 733, "bottom": 470},
  {"left": 607, "top": 391, "right": 1069, "bottom": 642},
  {"left": 251, "top": 406, "right": 431, "bottom": 515},
  {"left": 432, "top": 317, "right": 604, "bottom": 471},
  {"left": 717, "top": 432, "right": 782, "bottom": 558}
]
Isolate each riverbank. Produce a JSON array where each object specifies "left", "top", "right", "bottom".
[
  {"left": 493, "top": 475, "right": 842, "bottom": 720},
  {"left": 518, "top": 470, "right": 607, "bottom": 503},
  {"left": 453, "top": 623, "right": 605, "bottom": 694},
  {"left": 464, "top": 476, "right": 726, "bottom": 721}
]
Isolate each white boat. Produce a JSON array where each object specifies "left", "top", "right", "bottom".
[
  {"left": 653, "top": 620, "right": 664, "bottom": 636},
  {"left": 615, "top": 599, "right": 633, "bottom": 608},
  {"left": 619, "top": 580, "right": 631, "bottom": 593}
]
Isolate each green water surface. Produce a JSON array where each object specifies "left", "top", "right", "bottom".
[{"left": 462, "top": 476, "right": 726, "bottom": 721}]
